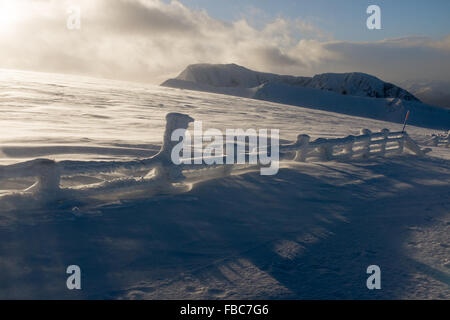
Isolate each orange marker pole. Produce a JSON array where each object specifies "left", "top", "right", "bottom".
[{"left": 402, "top": 110, "right": 410, "bottom": 133}]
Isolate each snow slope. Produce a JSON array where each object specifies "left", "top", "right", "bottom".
[
  {"left": 162, "top": 64, "right": 450, "bottom": 130},
  {"left": 0, "top": 69, "right": 449, "bottom": 299},
  {"left": 168, "top": 64, "right": 419, "bottom": 101},
  {"left": 254, "top": 82, "right": 450, "bottom": 129}
]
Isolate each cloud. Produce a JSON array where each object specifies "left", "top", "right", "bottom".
[
  {"left": 0, "top": 0, "right": 449, "bottom": 85},
  {"left": 88, "top": 0, "right": 206, "bottom": 35},
  {"left": 401, "top": 79, "right": 450, "bottom": 109},
  {"left": 318, "top": 37, "right": 450, "bottom": 83}
]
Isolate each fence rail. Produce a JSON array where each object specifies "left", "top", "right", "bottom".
[
  {"left": 423, "top": 132, "right": 450, "bottom": 148},
  {"left": 281, "top": 128, "right": 430, "bottom": 162}
]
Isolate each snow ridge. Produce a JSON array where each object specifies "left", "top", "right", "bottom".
[{"left": 163, "top": 63, "right": 420, "bottom": 101}]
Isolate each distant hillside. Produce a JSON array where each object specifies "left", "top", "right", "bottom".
[
  {"left": 163, "top": 63, "right": 420, "bottom": 101},
  {"left": 161, "top": 64, "right": 450, "bottom": 130},
  {"left": 401, "top": 80, "right": 450, "bottom": 110}
]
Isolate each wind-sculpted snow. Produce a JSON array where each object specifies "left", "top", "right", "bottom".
[
  {"left": 0, "top": 69, "right": 449, "bottom": 300},
  {"left": 0, "top": 110, "right": 430, "bottom": 207},
  {"left": 0, "top": 69, "right": 446, "bottom": 204}
]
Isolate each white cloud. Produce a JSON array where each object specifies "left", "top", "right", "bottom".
[{"left": 0, "top": 0, "right": 449, "bottom": 85}]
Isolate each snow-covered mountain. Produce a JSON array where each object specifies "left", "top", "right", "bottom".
[
  {"left": 163, "top": 63, "right": 420, "bottom": 101},
  {"left": 306, "top": 72, "right": 419, "bottom": 101},
  {"left": 162, "top": 64, "right": 449, "bottom": 130}
]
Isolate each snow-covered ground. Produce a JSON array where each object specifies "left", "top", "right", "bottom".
[{"left": 0, "top": 69, "right": 449, "bottom": 299}]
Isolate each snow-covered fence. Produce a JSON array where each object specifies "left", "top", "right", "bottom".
[
  {"left": 0, "top": 113, "right": 194, "bottom": 196},
  {"left": 280, "top": 128, "right": 430, "bottom": 162},
  {"left": 0, "top": 113, "right": 430, "bottom": 197},
  {"left": 0, "top": 158, "right": 62, "bottom": 195},
  {"left": 424, "top": 131, "right": 450, "bottom": 148}
]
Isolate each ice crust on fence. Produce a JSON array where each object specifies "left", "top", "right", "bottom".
[
  {"left": 281, "top": 128, "right": 430, "bottom": 162},
  {"left": 423, "top": 131, "right": 450, "bottom": 148},
  {"left": 0, "top": 112, "right": 430, "bottom": 198}
]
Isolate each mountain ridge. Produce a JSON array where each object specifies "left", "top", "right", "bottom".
[
  {"left": 163, "top": 63, "right": 420, "bottom": 101},
  {"left": 161, "top": 64, "right": 449, "bottom": 130}
]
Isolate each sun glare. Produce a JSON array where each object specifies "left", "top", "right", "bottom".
[{"left": 0, "top": 1, "right": 21, "bottom": 33}]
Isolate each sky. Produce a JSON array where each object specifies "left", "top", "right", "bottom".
[
  {"left": 179, "top": 0, "right": 450, "bottom": 41},
  {"left": 0, "top": 0, "right": 449, "bottom": 85}
]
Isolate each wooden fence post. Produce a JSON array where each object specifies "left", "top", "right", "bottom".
[
  {"left": 294, "top": 134, "right": 310, "bottom": 162},
  {"left": 25, "top": 159, "right": 61, "bottom": 195},
  {"left": 360, "top": 129, "right": 372, "bottom": 158},
  {"left": 343, "top": 136, "right": 355, "bottom": 160},
  {"left": 380, "top": 129, "right": 390, "bottom": 156},
  {"left": 398, "top": 134, "right": 406, "bottom": 154},
  {"left": 316, "top": 139, "right": 333, "bottom": 161}
]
